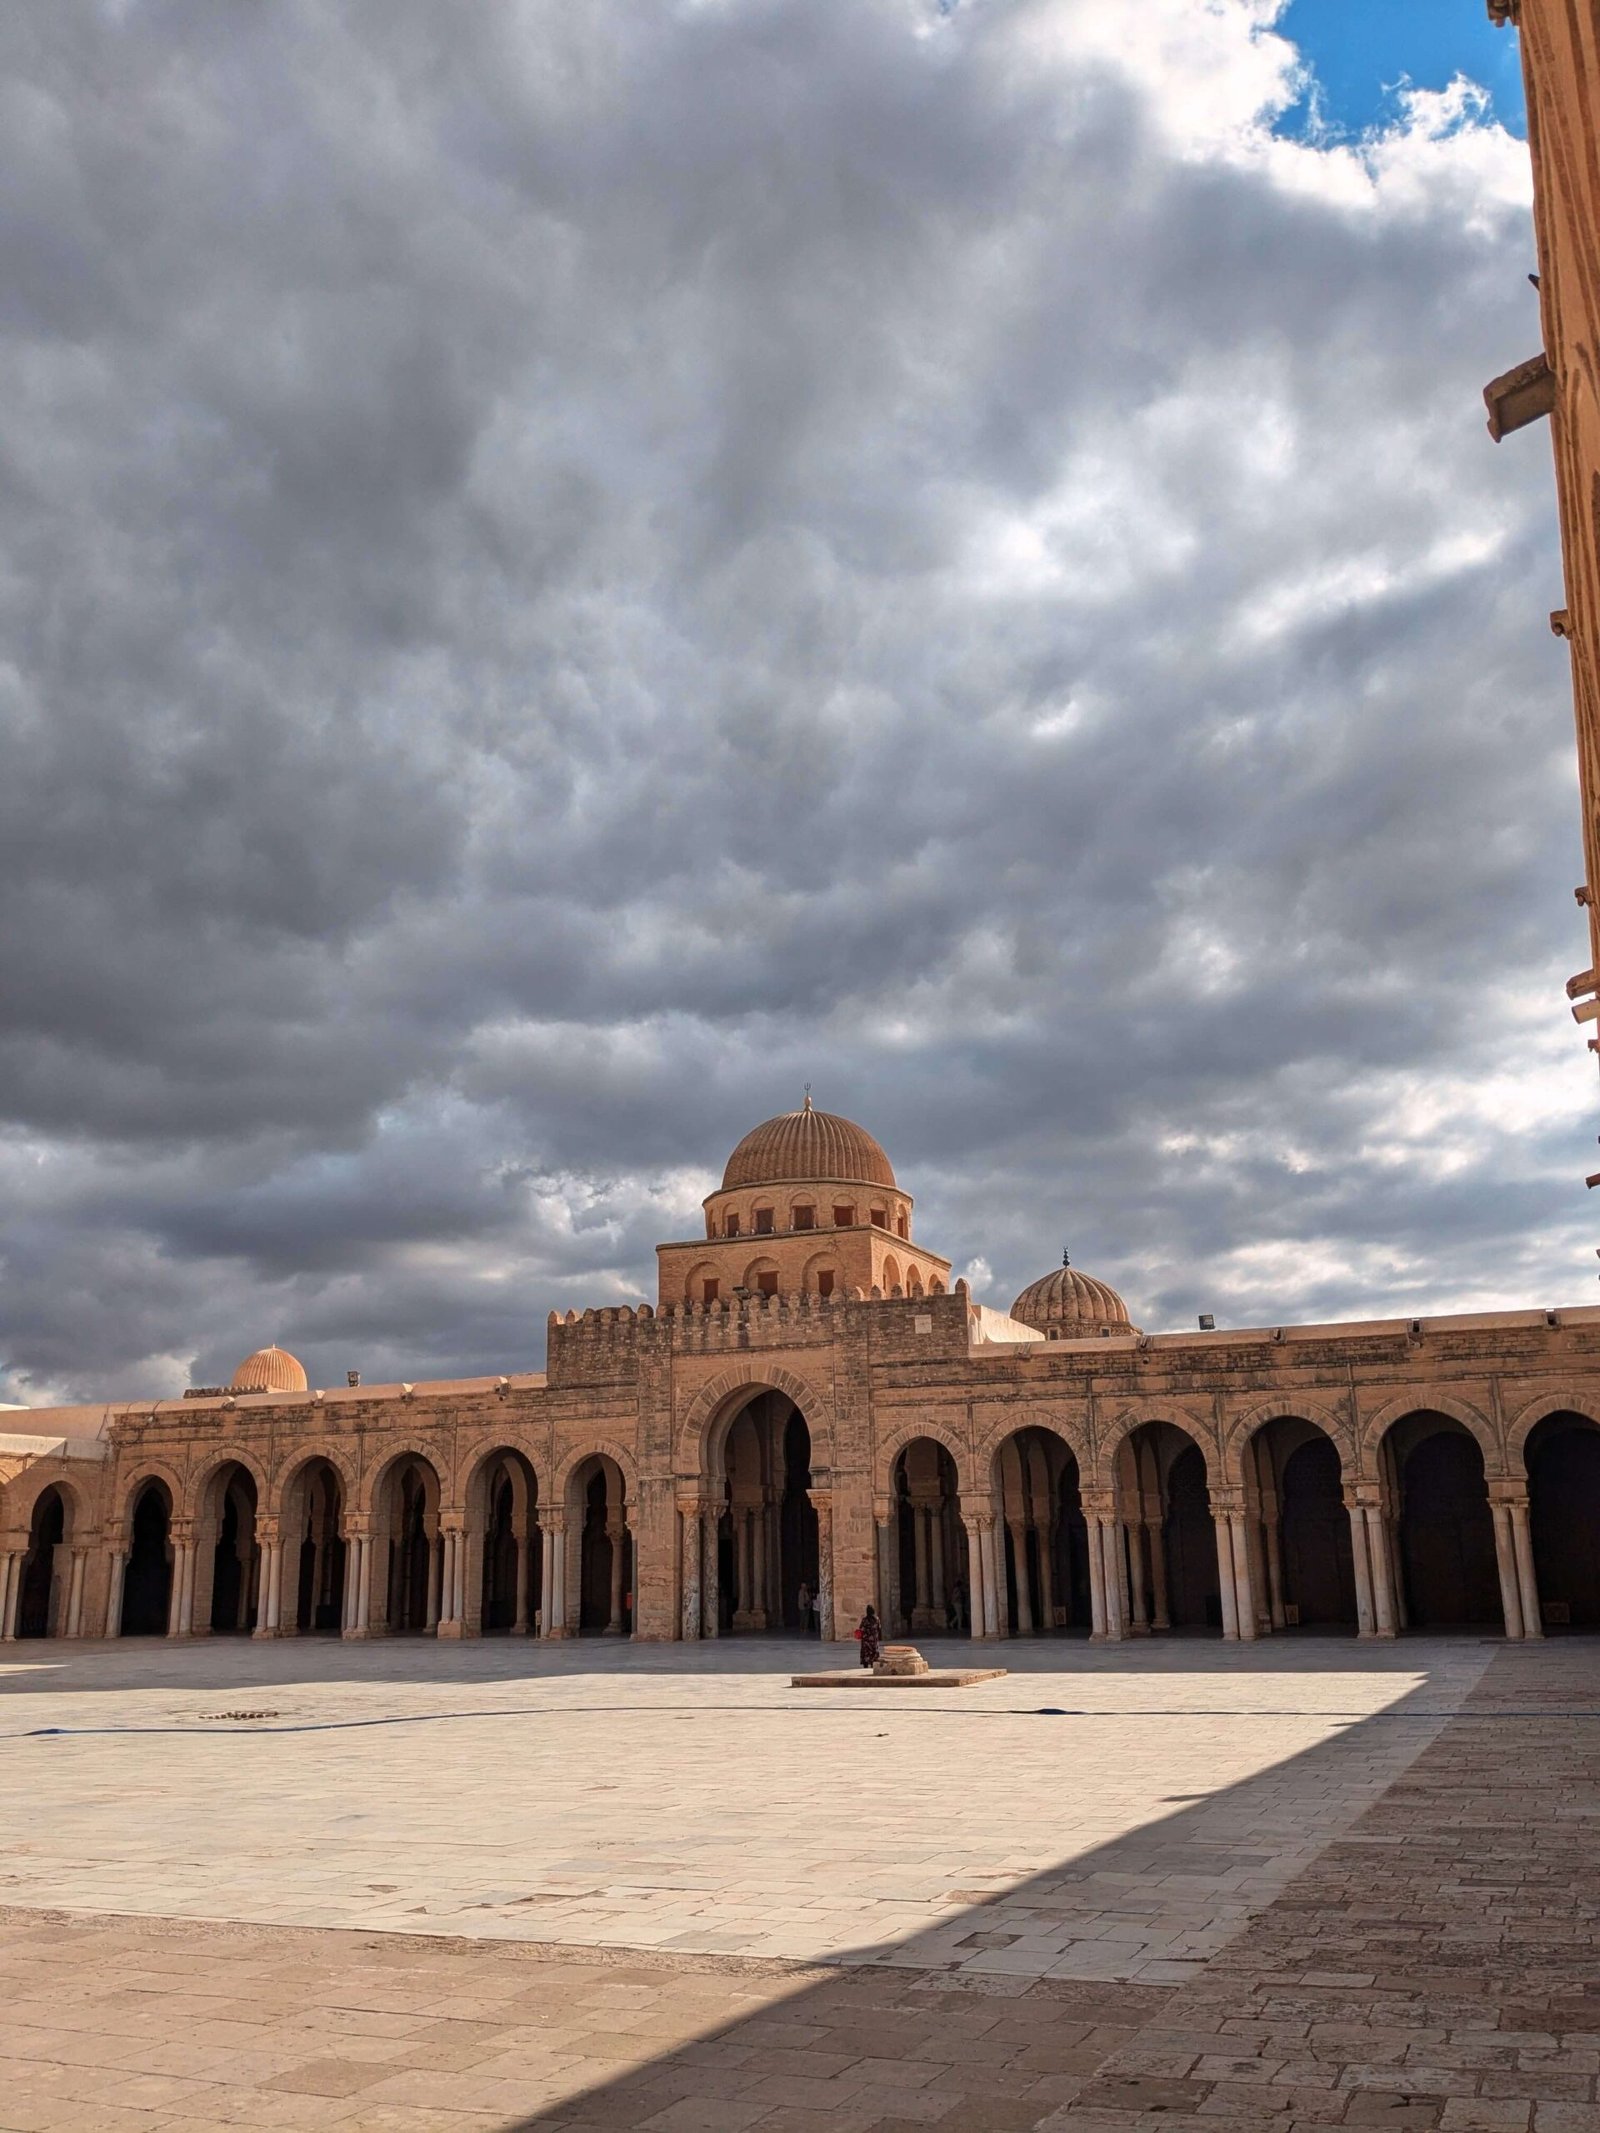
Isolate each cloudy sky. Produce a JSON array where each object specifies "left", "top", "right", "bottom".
[{"left": 1, "top": 0, "right": 1587, "bottom": 1404}]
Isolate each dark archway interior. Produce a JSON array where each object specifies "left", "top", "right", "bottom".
[
  {"left": 388, "top": 1464, "right": 432, "bottom": 1632},
  {"left": 895, "top": 1440, "right": 965, "bottom": 1634},
  {"left": 481, "top": 1465, "right": 536, "bottom": 1632},
  {"left": 1279, "top": 1435, "right": 1356, "bottom": 1626},
  {"left": 18, "top": 1488, "right": 65, "bottom": 1639},
  {"left": 122, "top": 1484, "right": 172, "bottom": 1636},
  {"left": 1528, "top": 1416, "right": 1600, "bottom": 1628},
  {"left": 294, "top": 1461, "right": 346, "bottom": 1633},
  {"left": 579, "top": 1466, "right": 631, "bottom": 1634},
  {"left": 1396, "top": 1427, "right": 1500, "bottom": 1627},
  {"left": 717, "top": 1395, "right": 816, "bottom": 1632},
  {"left": 1163, "top": 1442, "right": 1221, "bottom": 1629},
  {"left": 210, "top": 1467, "right": 258, "bottom": 1633}
]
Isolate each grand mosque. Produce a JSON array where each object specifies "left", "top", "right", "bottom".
[{"left": 2, "top": 1098, "right": 1598, "bottom": 1651}]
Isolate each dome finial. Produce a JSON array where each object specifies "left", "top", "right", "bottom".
[
  {"left": 803, "top": 1082, "right": 813, "bottom": 1112},
  {"left": 1062, "top": 1247, "right": 1070, "bottom": 1267}
]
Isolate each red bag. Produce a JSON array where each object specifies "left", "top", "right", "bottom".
[{"left": 852, "top": 1627, "right": 862, "bottom": 1640}]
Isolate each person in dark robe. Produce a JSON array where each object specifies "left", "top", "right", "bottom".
[{"left": 857, "top": 1605, "right": 883, "bottom": 1668}]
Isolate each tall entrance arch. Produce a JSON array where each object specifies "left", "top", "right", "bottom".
[
  {"left": 374, "top": 1457, "right": 442, "bottom": 1634},
  {"left": 18, "top": 1487, "right": 69, "bottom": 1638},
  {"left": 471, "top": 1450, "right": 539, "bottom": 1634},
  {"left": 696, "top": 1388, "right": 818, "bottom": 1635},
  {"left": 1526, "top": 1411, "right": 1600, "bottom": 1628},
  {"left": 1385, "top": 1415, "right": 1500, "bottom": 1629},
  {"left": 200, "top": 1463, "right": 260, "bottom": 1634},
  {"left": 991, "top": 1428, "right": 1090, "bottom": 1636},
  {"left": 891, "top": 1438, "right": 966, "bottom": 1635},
  {"left": 1243, "top": 1417, "right": 1356, "bottom": 1632},
  {"left": 281, "top": 1458, "right": 346, "bottom": 1634},
  {"left": 121, "top": 1480, "right": 173, "bottom": 1636},
  {"left": 1115, "top": 1421, "right": 1221, "bottom": 1632},
  {"left": 566, "top": 1454, "right": 632, "bottom": 1636}
]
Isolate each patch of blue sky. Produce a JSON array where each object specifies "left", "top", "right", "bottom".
[{"left": 1273, "top": 0, "right": 1526, "bottom": 141}]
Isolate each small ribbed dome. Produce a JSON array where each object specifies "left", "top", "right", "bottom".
[
  {"left": 230, "top": 1344, "right": 309, "bottom": 1393},
  {"left": 1010, "top": 1259, "right": 1138, "bottom": 1340},
  {"left": 722, "top": 1097, "right": 896, "bottom": 1192}
]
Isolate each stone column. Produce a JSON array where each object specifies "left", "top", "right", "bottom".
[
  {"left": 1491, "top": 1501, "right": 1524, "bottom": 1640},
  {"left": 104, "top": 1547, "right": 126, "bottom": 1639},
  {"left": 607, "top": 1519, "right": 626, "bottom": 1634},
  {"left": 1085, "top": 1519, "right": 1107, "bottom": 1639},
  {"left": 0, "top": 1551, "right": 19, "bottom": 1641},
  {"left": 1213, "top": 1512, "right": 1239, "bottom": 1639},
  {"left": 171, "top": 1528, "right": 196, "bottom": 1638},
  {"left": 1365, "top": 1505, "right": 1397, "bottom": 1638},
  {"left": 702, "top": 1503, "right": 721, "bottom": 1639},
  {"left": 435, "top": 1526, "right": 457, "bottom": 1637},
  {"left": 1262, "top": 1496, "right": 1287, "bottom": 1629},
  {"left": 548, "top": 1518, "right": 569, "bottom": 1637},
  {"left": 965, "top": 1520, "right": 986, "bottom": 1638},
  {"left": 513, "top": 1533, "right": 530, "bottom": 1634},
  {"left": 357, "top": 1531, "right": 374, "bottom": 1634},
  {"left": 425, "top": 1530, "right": 442, "bottom": 1633},
  {"left": 986, "top": 1515, "right": 1008, "bottom": 1638},
  {"left": 874, "top": 1500, "right": 897, "bottom": 1627},
  {"left": 1036, "top": 1521, "right": 1057, "bottom": 1631},
  {"left": 1099, "top": 1521, "right": 1126, "bottom": 1640},
  {"left": 810, "top": 1491, "right": 834, "bottom": 1642},
  {"left": 1009, "top": 1522, "right": 1033, "bottom": 1632},
  {"left": 765, "top": 1496, "right": 782, "bottom": 1628},
  {"left": 1345, "top": 1498, "right": 1375, "bottom": 1637},
  {"left": 1125, "top": 1519, "right": 1148, "bottom": 1633},
  {"left": 1508, "top": 1498, "right": 1543, "bottom": 1640},
  {"left": 541, "top": 1519, "right": 557, "bottom": 1637},
  {"left": 65, "top": 1548, "right": 88, "bottom": 1639},
  {"left": 1230, "top": 1516, "right": 1257, "bottom": 1640},
  {"left": 929, "top": 1512, "right": 947, "bottom": 1615},
  {"left": 678, "top": 1498, "right": 702, "bottom": 1641}
]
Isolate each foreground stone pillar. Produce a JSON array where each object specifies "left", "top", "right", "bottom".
[
  {"left": 0, "top": 1551, "right": 19, "bottom": 1641},
  {"left": 541, "top": 1519, "right": 556, "bottom": 1637},
  {"left": 1365, "top": 1505, "right": 1398, "bottom": 1638},
  {"left": 607, "top": 1519, "right": 626, "bottom": 1633},
  {"left": 103, "top": 1546, "right": 126, "bottom": 1639},
  {"left": 1214, "top": 1513, "right": 1239, "bottom": 1640},
  {"left": 810, "top": 1490, "right": 834, "bottom": 1641},
  {"left": 1125, "top": 1519, "right": 1147, "bottom": 1633},
  {"left": 1508, "top": 1498, "right": 1543, "bottom": 1640},
  {"left": 1099, "top": 1521, "right": 1126, "bottom": 1640},
  {"left": 1085, "top": 1518, "right": 1107, "bottom": 1639},
  {"left": 1345, "top": 1498, "right": 1375, "bottom": 1638},
  {"left": 965, "top": 1520, "right": 985, "bottom": 1638},
  {"left": 677, "top": 1497, "right": 702, "bottom": 1641},
  {"left": 874, "top": 1500, "right": 896, "bottom": 1627},
  {"left": 169, "top": 1527, "right": 197, "bottom": 1638},
  {"left": 1491, "top": 1501, "right": 1525, "bottom": 1640},
  {"left": 65, "top": 1548, "right": 88, "bottom": 1638},
  {"left": 1230, "top": 1515, "right": 1257, "bottom": 1640}
]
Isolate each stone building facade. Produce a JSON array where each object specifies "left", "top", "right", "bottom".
[{"left": 3, "top": 1103, "right": 1600, "bottom": 1651}]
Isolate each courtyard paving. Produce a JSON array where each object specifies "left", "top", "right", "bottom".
[{"left": 0, "top": 1633, "right": 1592, "bottom": 2130}]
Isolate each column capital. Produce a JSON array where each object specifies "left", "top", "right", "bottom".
[
  {"left": 339, "top": 1516, "right": 371, "bottom": 1540},
  {"left": 1487, "top": 1481, "right": 1531, "bottom": 1508},
  {"left": 872, "top": 1495, "right": 894, "bottom": 1524},
  {"left": 1080, "top": 1488, "right": 1115, "bottom": 1520},
  {"left": 538, "top": 1507, "right": 569, "bottom": 1535},
  {"left": 807, "top": 1489, "right": 833, "bottom": 1520}
]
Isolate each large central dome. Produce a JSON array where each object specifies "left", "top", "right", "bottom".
[{"left": 722, "top": 1096, "right": 896, "bottom": 1192}]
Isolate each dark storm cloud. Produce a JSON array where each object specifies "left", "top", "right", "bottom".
[{"left": 0, "top": 1, "right": 1584, "bottom": 1402}]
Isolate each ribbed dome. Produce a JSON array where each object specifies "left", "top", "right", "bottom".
[
  {"left": 231, "top": 1344, "right": 309, "bottom": 1393},
  {"left": 722, "top": 1098, "right": 896, "bottom": 1192},
  {"left": 1010, "top": 1260, "right": 1138, "bottom": 1339}
]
